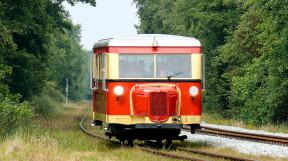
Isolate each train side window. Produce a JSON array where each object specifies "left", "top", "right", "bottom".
[
  {"left": 95, "top": 54, "right": 100, "bottom": 89},
  {"left": 91, "top": 53, "right": 98, "bottom": 89},
  {"left": 101, "top": 54, "right": 107, "bottom": 91},
  {"left": 96, "top": 54, "right": 100, "bottom": 80},
  {"left": 98, "top": 54, "right": 102, "bottom": 79}
]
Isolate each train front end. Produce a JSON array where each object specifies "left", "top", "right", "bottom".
[{"left": 91, "top": 34, "right": 204, "bottom": 144}]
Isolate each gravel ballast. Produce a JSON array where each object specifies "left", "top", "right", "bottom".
[
  {"left": 202, "top": 122, "right": 288, "bottom": 138},
  {"left": 182, "top": 123, "right": 288, "bottom": 158}
]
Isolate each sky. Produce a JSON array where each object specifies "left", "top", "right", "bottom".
[{"left": 64, "top": 0, "right": 139, "bottom": 50}]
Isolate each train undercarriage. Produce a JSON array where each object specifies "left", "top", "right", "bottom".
[{"left": 101, "top": 123, "right": 192, "bottom": 147}]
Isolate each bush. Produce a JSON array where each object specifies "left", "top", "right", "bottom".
[
  {"left": 42, "top": 81, "right": 65, "bottom": 103},
  {"left": 0, "top": 98, "right": 34, "bottom": 136},
  {"left": 31, "top": 94, "right": 58, "bottom": 118},
  {"left": 30, "top": 81, "right": 64, "bottom": 118}
]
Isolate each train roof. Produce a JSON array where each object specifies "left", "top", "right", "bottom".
[{"left": 93, "top": 34, "right": 201, "bottom": 48}]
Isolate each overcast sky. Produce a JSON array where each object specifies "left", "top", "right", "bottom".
[{"left": 64, "top": 0, "right": 139, "bottom": 50}]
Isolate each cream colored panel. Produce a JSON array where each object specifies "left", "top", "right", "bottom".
[
  {"left": 191, "top": 54, "right": 202, "bottom": 79},
  {"left": 107, "top": 116, "right": 173, "bottom": 124},
  {"left": 94, "top": 112, "right": 107, "bottom": 122},
  {"left": 94, "top": 113, "right": 201, "bottom": 125},
  {"left": 180, "top": 116, "right": 201, "bottom": 124},
  {"left": 107, "top": 53, "right": 119, "bottom": 79}
]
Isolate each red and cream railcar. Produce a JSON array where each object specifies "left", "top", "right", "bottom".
[{"left": 91, "top": 34, "right": 204, "bottom": 145}]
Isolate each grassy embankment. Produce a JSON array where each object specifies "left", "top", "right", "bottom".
[
  {"left": 0, "top": 102, "right": 286, "bottom": 161},
  {"left": 0, "top": 102, "right": 177, "bottom": 161}
]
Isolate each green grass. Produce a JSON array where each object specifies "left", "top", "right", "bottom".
[{"left": 0, "top": 102, "right": 178, "bottom": 161}]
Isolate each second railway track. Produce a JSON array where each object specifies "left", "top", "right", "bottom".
[
  {"left": 80, "top": 112, "right": 256, "bottom": 161},
  {"left": 183, "top": 125, "right": 288, "bottom": 146}
]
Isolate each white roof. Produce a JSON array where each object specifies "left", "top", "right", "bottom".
[{"left": 93, "top": 34, "right": 201, "bottom": 48}]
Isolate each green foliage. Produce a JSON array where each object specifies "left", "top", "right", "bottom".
[
  {"left": 43, "top": 81, "right": 65, "bottom": 102},
  {"left": 47, "top": 24, "right": 90, "bottom": 100},
  {"left": 0, "top": 0, "right": 94, "bottom": 100},
  {"left": 31, "top": 94, "right": 58, "bottom": 118},
  {"left": 0, "top": 0, "right": 95, "bottom": 136},
  {"left": 30, "top": 81, "right": 65, "bottom": 117},
  {"left": 135, "top": 0, "right": 288, "bottom": 124},
  {"left": 0, "top": 97, "right": 34, "bottom": 136},
  {"left": 0, "top": 64, "right": 11, "bottom": 97},
  {"left": 219, "top": 0, "right": 288, "bottom": 124},
  {"left": 57, "top": 0, "right": 96, "bottom": 6}
]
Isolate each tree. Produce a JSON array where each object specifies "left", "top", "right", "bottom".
[
  {"left": 0, "top": 0, "right": 96, "bottom": 135},
  {"left": 135, "top": 0, "right": 288, "bottom": 124}
]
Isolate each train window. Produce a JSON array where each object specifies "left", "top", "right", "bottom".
[
  {"left": 119, "top": 54, "right": 154, "bottom": 78},
  {"left": 95, "top": 54, "right": 100, "bottom": 80},
  {"left": 101, "top": 54, "right": 107, "bottom": 91},
  {"left": 91, "top": 54, "right": 98, "bottom": 89},
  {"left": 98, "top": 54, "right": 102, "bottom": 78},
  {"left": 92, "top": 54, "right": 97, "bottom": 79},
  {"left": 156, "top": 54, "right": 191, "bottom": 78}
]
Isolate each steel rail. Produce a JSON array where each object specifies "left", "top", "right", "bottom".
[
  {"left": 183, "top": 126, "right": 288, "bottom": 145},
  {"left": 80, "top": 112, "right": 116, "bottom": 142},
  {"left": 177, "top": 147, "right": 256, "bottom": 161},
  {"left": 138, "top": 147, "right": 206, "bottom": 161},
  {"left": 202, "top": 125, "right": 288, "bottom": 142}
]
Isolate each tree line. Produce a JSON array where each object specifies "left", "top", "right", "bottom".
[
  {"left": 134, "top": 0, "right": 288, "bottom": 125},
  {"left": 0, "top": 0, "right": 96, "bottom": 136}
]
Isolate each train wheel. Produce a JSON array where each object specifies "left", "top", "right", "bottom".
[
  {"left": 143, "top": 140, "right": 162, "bottom": 148},
  {"left": 163, "top": 139, "right": 172, "bottom": 149},
  {"left": 127, "top": 139, "right": 134, "bottom": 147},
  {"left": 120, "top": 139, "right": 134, "bottom": 147},
  {"left": 156, "top": 139, "right": 163, "bottom": 148}
]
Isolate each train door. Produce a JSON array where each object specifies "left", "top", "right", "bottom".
[{"left": 94, "top": 53, "right": 107, "bottom": 117}]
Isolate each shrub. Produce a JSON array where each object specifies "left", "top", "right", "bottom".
[
  {"left": 31, "top": 94, "right": 58, "bottom": 118},
  {"left": 0, "top": 98, "right": 34, "bottom": 136},
  {"left": 43, "top": 81, "right": 65, "bottom": 102},
  {"left": 30, "top": 81, "right": 64, "bottom": 118}
]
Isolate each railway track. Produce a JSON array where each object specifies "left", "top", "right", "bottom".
[
  {"left": 80, "top": 112, "right": 256, "bottom": 161},
  {"left": 183, "top": 125, "right": 288, "bottom": 146}
]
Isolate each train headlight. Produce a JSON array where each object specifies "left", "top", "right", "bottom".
[
  {"left": 114, "top": 86, "right": 124, "bottom": 96},
  {"left": 189, "top": 86, "right": 199, "bottom": 97}
]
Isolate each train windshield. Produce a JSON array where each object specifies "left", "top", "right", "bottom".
[
  {"left": 119, "top": 54, "right": 191, "bottom": 78},
  {"left": 156, "top": 54, "right": 191, "bottom": 78},
  {"left": 119, "top": 54, "right": 154, "bottom": 78}
]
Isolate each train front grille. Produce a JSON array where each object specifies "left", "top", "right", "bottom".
[{"left": 150, "top": 92, "right": 168, "bottom": 116}]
